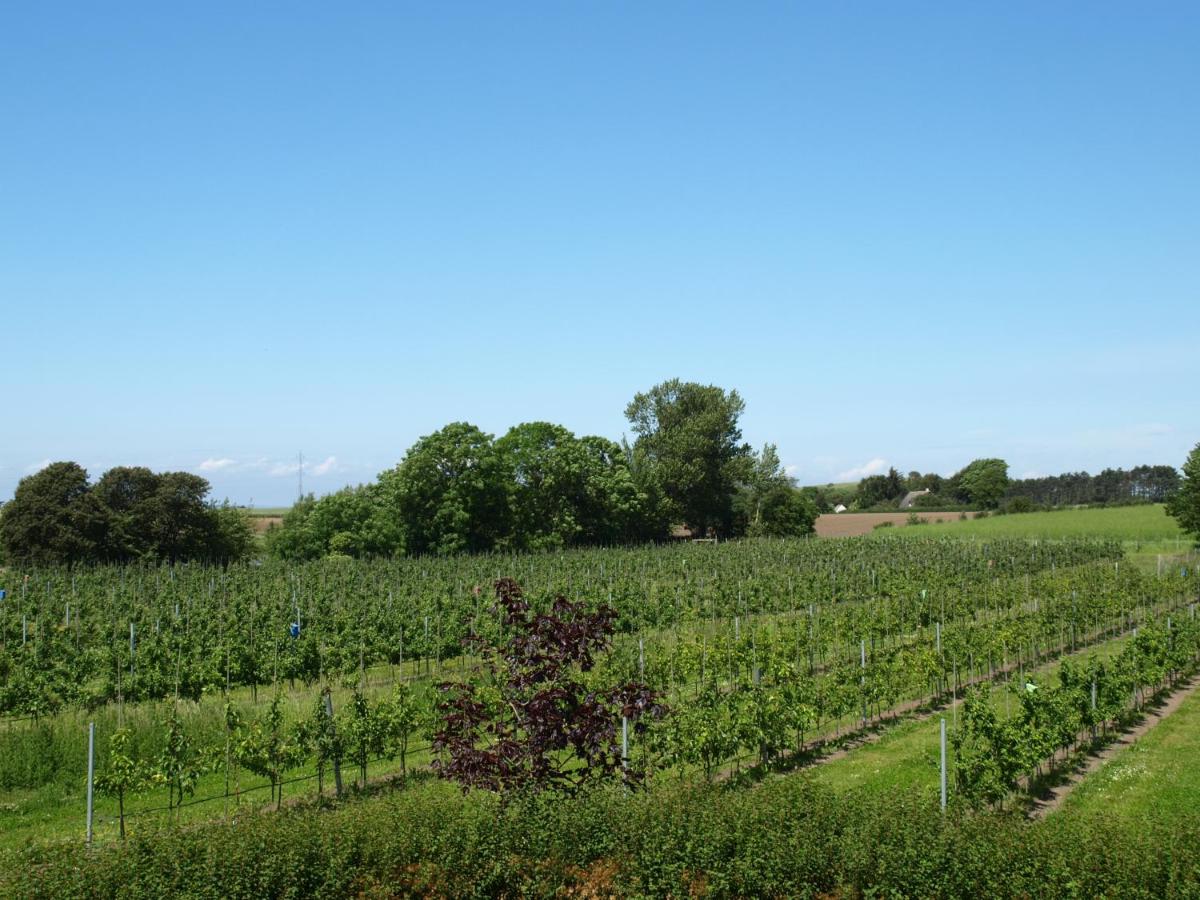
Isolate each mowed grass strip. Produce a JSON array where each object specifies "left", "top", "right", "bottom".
[
  {"left": 810, "top": 632, "right": 1137, "bottom": 798},
  {"left": 1057, "top": 676, "right": 1200, "bottom": 826},
  {"left": 890, "top": 504, "right": 1184, "bottom": 543}
]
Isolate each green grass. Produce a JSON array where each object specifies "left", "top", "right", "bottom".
[
  {"left": 244, "top": 506, "right": 290, "bottom": 517},
  {"left": 893, "top": 504, "right": 1183, "bottom": 542},
  {"left": 887, "top": 505, "right": 1195, "bottom": 571},
  {"left": 811, "top": 632, "right": 1137, "bottom": 798},
  {"left": 0, "top": 656, "right": 455, "bottom": 850},
  {"left": 1057, "top": 677, "right": 1200, "bottom": 826}
]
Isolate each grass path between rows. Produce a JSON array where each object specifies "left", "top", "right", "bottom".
[
  {"left": 802, "top": 630, "right": 1138, "bottom": 797},
  {"left": 1047, "top": 673, "right": 1200, "bottom": 825}
]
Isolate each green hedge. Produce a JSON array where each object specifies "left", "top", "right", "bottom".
[{"left": 4, "top": 774, "right": 1198, "bottom": 898}]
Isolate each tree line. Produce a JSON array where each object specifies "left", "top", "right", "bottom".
[
  {"left": 816, "top": 458, "right": 1012, "bottom": 512},
  {"left": 1004, "top": 465, "right": 1179, "bottom": 507},
  {"left": 0, "top": 463, "right": 254, "bottom": 566},
  {"left": 267, "top": 379, "right": 817, "bottom": 560},
  {"left": 826, "top": 459, "right": 1183, "bottom": 514}
]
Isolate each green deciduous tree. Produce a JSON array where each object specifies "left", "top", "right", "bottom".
[
  {"left": 625, "top": 380, "right": 751, "bottom": 537},
  {"left": 0, "top": 462, "right": 104, "bottom": 565},
  {"left": 0, "top": 462, "right": 252, "bottom": 566},
  {"left": 380, "top": 423, "right": 510, "bottom": 556},
  {"left": 497, "top": 422, "right": 650, "bottom": 550},
  {"left": 237, "top": 695, "right": 306, "bottom": 808},
  {"left": 734, "top": 444, "right": 817, "bottom": 537},
  {"left": 154, "top": 711, "right": 201, "bottom": 814},
  {"left": 951, "top": 458, "right": 1010, "bottom": 509},
  {"left": 1167, "top": 442, "right": 1200, "bottom": 544}
]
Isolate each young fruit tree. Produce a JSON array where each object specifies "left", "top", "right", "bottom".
[{"left": 432, "top": 578, "right": 666, "bottom": 794}]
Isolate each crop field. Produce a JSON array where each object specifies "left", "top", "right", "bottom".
[
  {"left": 1, "top": 515, "right": 1199, "bottom": 897},
  {"left": 893, "top": 503, "right": 1185, "bottom": 542},
  {"left": 814, "top": 510, "right": 979, "bottom": 536}
]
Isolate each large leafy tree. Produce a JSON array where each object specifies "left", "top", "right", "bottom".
[
  {"left": 734, "top": 444, "right": 817, "bottom": 537},
  {"left": 496, "top": 422, "right": 650, "bottom": 550},
  {"left": 625, "top": 380, "right": 751, "bottom": 537},
  {"left": 1167, "top": 442, "right": 1200, "bottom": 544},
  {"left": 1, "top": 462, "right": 251, "bottom": 565},
  {"left": 855, "top": 467, "right": 907, "bottom": 509},
  {"left": 379, "top": 422, "right": 510, "bottom": 556},
  {"left": 267, "top": 485, "right": 400, "bottom": 560},
  {"left": 0, "top": 462, "right": 104, "bottom": 565},
  {"left": 93, "top": 466, "right": 162, "bottom": 559},
  {"left": 951, "top": 458, "right": 1010, "bottom": 509}
]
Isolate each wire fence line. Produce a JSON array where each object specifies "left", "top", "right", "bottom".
[{"left": 91, "top": 743, "right": 437, "bottom": 831}]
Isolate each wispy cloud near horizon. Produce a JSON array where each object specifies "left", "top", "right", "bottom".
[
  {"left": 837, "top": 458, "right": 888, "bottom": 481},
  {"left": 198, "top": 457, "right": 237, "bottom": 472}
]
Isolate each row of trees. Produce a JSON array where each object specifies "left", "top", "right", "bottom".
[
  {"left": 97, "top": 684, "right": 424, "bottom": 838},
  {"left": 843, "top": 457, "right": 1188, "bottom": 514},
  {"left": 953, "top": 619, "right": 1199, "bottom": 809},
  {"left": 1005, "top": 465, "right": 1180, "bottom": 507},
  {"left": 848, "top": 459, "right": 1011, "bottom": 511},
  {"left": 268, "top": 380, "right": 817, "bottom": 560},
  {"left": 0, "top": 463, "right": 254, "bottom": 566}
]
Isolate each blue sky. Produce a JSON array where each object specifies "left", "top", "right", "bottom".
[{"left": 2, "top": 3, "right": 1197, "bottom": 506}]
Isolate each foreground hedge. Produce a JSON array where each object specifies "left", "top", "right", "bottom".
[{"left": 4, "top": 773, "right": 1199, "bottom": 898}]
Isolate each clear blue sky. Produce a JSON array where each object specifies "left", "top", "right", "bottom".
[{"left": 2, "top": 3, "right": 1197, "bottom": 506}]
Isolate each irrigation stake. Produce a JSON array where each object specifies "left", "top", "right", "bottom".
[
  {"left": 325, "top": 691, "right": 343, "bottom": 797},
  {"left": 939, "top": 717, "right": 947, "bottom": 813},
  {"left": 86, "top": 722, "right": 95, "bottom": 844},
  {"left": 621, "top": 715, "right": 629, "bottom": 785}
]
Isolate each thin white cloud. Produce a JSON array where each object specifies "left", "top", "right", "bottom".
[
  {"left": 198, "top": 457, "right": 237, "bottom": 472},
  {"left": 25, "top": 459, "right": 52, "bottom": 474},
  {"left": 837, "top": 458, "right": 887, "bottom": 481},
  {"left": 784, "top": 464, "right": 799, "bottom": 477},
  {"left": 310, "top": 455, "right": 338, "bottom": 476},
  {"left": 267, "top": 456, "right": 339, "bottom": 478}
]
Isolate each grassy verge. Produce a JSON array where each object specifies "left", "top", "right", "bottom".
[
  {"left": 810, "top": 630, "right": 1137, "bottom": 797},
  {"left": 1056, "top": 675, "right": 1200, "bottom": 826},
  {"left": 885, "top": 504, "right": 1196, "bottom": 572}
]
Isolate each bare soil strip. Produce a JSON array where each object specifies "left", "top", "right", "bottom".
[
  {"left": 815, "top": 512, "right": 978, "bottom": 537},
  {"left": 1027, "top": 674, "right": 1200, "bottom": 819}
]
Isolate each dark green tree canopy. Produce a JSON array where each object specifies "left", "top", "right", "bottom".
[
  {"left": 734, "top": 444, "right": 817, "bottom": 537},
  {"left": 625, "top": 379, "right": 751, "bottom": 537},
  {"left": 1166, "top": 442, "right": 1200, "bottom": 544},
  {"left": 855, "top": 467, "right": 907, "bottom": 509},
  {"left": 496, "top": 422, "right": 650, "bottom": 551},
  {"left": 950, "top": 458, "right": 1010, "bottom": 509},
  {"left": 380, "top": 422, "right": 510, "bottom": 556},
  {"left": 0, "top": 462, "right": 104, "bottom": 565},
  {"left": 0, "top": 462, "right": 252, "bottom": 565}
]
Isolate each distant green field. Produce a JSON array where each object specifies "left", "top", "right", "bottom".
[
  {"left": 804, "top": 481, "right": 857, "bottom": 493},
  {"left": 245, "top": 506, "right": 290, "bottom": 517},
  {"left": 891, "top": 504, "right": 1185, "bottom": 544}
]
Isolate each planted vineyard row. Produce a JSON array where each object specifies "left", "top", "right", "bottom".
[
  {"left": 954, "top": 614, "right": 1200, "bottom": 808},
  {"left": 609, "top": 561, "right": 1198, "bottom": 778},
  {"left": 0, "top": 537, "right": 1125, "bottom": 717},
  {"left": 3, "top": 562, "right": 1191, "bottom": 843}
]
